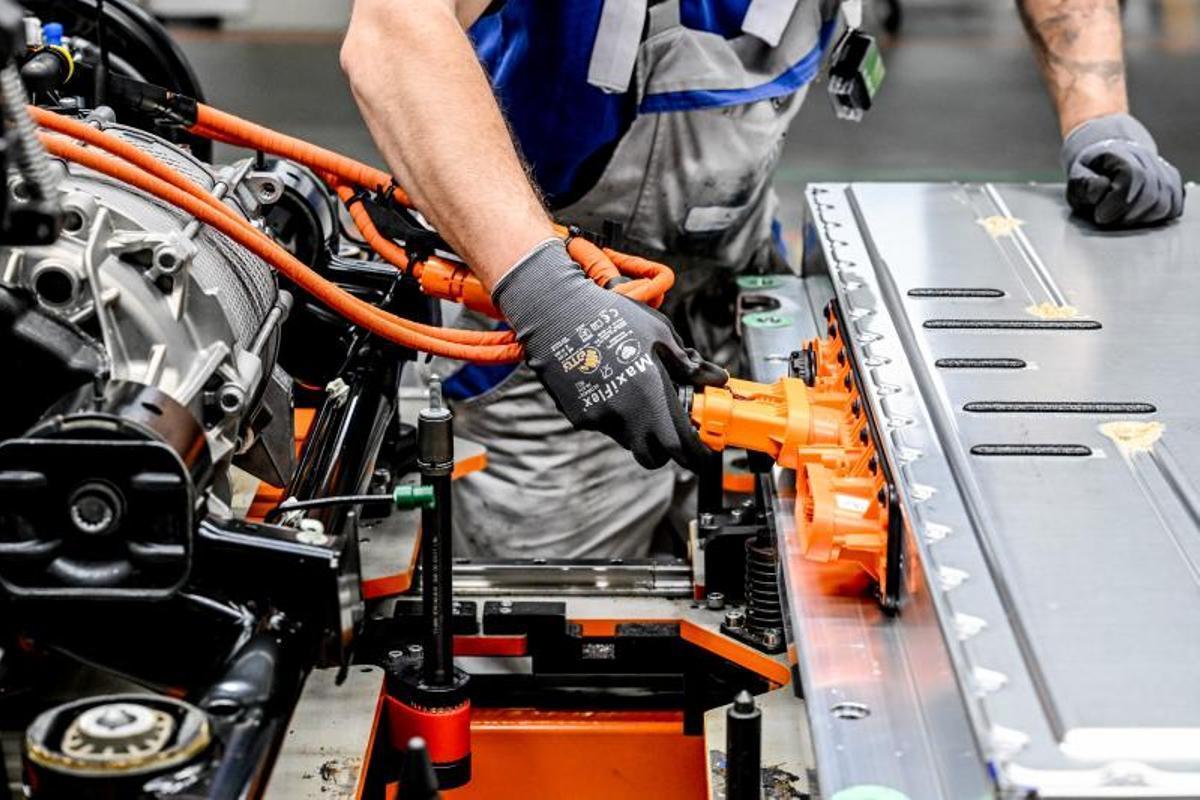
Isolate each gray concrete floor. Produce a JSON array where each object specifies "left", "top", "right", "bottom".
[{"left": 172, "top": 1, "right": 1200, "bottom": 219}]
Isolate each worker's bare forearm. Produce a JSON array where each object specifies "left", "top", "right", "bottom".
[
  {"left": 1016, "top": 0, "right": 1128, "bottom": 136},
  {"left": 341, "top": 0, "right": 554, "bottom": 290}
]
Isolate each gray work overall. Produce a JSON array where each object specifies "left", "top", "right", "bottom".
[{"left": 439, "top": 0, "right": 825, "bottom": 558}]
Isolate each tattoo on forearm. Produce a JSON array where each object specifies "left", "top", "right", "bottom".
[{"left": 1017, "top": 0, "right": 1126, "bottom": 102}]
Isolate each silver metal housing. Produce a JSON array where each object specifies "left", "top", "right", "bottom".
[{"left": 0, "top": 122, "right": 294, "bottom": 489}]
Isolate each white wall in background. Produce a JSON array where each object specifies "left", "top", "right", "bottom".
[
  {"left": 147, "top": 0, "right": 252, "bottom": 18},
  {"left": 229, "top": 0, "right": 352, "bottom": 30},
  {"left": 147, "top": 0, "right": 351, "bottom": 30}
]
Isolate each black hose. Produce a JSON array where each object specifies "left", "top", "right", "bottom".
[{"left": 94, "top": 0, "right": 111, "bottom": 105}]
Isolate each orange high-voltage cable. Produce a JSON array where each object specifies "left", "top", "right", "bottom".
[
  {"left": 33, "top": 110, "right": 513, "bottom": 350},
  {"left": 185, "top": 104, "right": 673, "bottom": 312},
  {"left": 34, "top": 105, "right": 674, "bottom": 361},
  {"left": 40, "top": 133, "right": 524, "bottom": 361}
]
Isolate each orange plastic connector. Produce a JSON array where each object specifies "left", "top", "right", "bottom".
[
  {"left": 691, "top": 377, "right": 843, "bottom": 469},
  {"left": 690, "top": 310, "right": 893, "bottom": 592}
]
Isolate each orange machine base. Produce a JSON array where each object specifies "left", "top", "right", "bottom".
[{"left": 387, "top": 709, "right": 706, "bottom": 800}]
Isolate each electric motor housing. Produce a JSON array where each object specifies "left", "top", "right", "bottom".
[{"left": 0, "top": 121, "right": 298, "bottom": 598}]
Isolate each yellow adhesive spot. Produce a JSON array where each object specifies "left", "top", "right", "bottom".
[
  {"left": 1026, "top": 302, "right": 1080, "bottom": 319},
  {"left": 1099, "top": 421, "right": 1165, "bottom": 455},
  {"left": 977, "top": 215, "right": 1025, "bottom": 237}
]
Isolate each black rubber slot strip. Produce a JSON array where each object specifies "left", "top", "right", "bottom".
[
  {"left": 971, "top": 444, "right": 1093, "bottom": 457},
  {"left": 924, "top": 319, "right": 1101, "bottom": 330},
  {"left": 908, "top": 288, "right": 1005, "bottom": 298},
  {"left": 964, "top": 401, "right": 1156, "bottom": 414},
  {"left": 936, "top": 358, "right": 1026, "bottom": 369}
]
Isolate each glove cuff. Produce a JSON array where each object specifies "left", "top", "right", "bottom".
[{"left": 1061, "top": 112, "right": 1157, "bottom": 171}]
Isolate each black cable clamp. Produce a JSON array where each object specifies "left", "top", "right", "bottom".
[{"left": 366, "top": 189, "right": 443, "bottom": 267}]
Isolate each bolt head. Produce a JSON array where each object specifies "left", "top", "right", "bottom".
[{"left": 706, "top": 592, "right": 726, "bottom": 610}]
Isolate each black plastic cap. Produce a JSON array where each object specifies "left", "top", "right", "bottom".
[
  {"left": 398, "top": 737, "right": 440, "bottom": 800},
  {"left": 728, "top": 690, "right": 761, "bottom": 721}
]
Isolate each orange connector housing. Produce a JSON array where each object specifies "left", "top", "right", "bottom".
[{"left": 691, "top": 309, "right": 894, "bottom": 593}]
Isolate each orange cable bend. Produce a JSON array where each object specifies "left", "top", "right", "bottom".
[{"left": 41, "top": 134, "right": 523, "bottom": 362}]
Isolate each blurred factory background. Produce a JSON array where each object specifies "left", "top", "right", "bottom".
[{"left": 142, "top": 0, "right": 1198, "bottom": 226}]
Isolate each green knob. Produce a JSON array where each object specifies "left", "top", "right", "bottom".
[{"left": 393, "top": 484, "right": 436, "bottom": 511}]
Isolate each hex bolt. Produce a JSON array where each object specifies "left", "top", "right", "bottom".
[
  {"left": 706, "top": 592, "right": 726, "bottom": 611},
  {"left": 154, "top": 248, "right": 182, "bottom": 274},
  {"left": 724, "top": 608, "right": 746, "bottom": 629},
  {"left": 218, "top": 384, "right": 246, "bottom": 415},
  {"left": 762, "top": 628, "right": 783, "bottom": 649},
  {"left": 257, "top": 179, "right": 281, "bottom": 204}
]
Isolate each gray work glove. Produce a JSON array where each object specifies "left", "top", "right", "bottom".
[
  {"left": 1061, "top": 112, "right": 1185, "bottom": 228},
  {"left": 493, "top": 239, "right": 728, "bottom": 471}
]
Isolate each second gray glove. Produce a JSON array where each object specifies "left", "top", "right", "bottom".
[
  {"left": 492, "top": 238, "right": 728, "bottom": 471},
  {"left": 1061, "top": 112, "right": 1184, "bottom": 228}
]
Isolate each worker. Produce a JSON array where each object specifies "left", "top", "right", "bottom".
[{"left": 341, "top": 0, "right": 1184, "bottom": 558}]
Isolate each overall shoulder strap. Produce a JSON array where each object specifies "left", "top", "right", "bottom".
[
  {"left": 587, "top": 0, "right": 649, "bottom": 94},
  {"left": 647, "top": 0, "right": 680, "bottom": 37},
  {"left": 742, "top": 0, "right": 802, "bottom": 47}
]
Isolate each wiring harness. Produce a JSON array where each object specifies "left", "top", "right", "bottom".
[{"left": 32, "top": 103, "right": 676, "bottom": 364}]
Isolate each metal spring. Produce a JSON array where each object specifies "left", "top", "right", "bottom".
[{"left": 744, "top": 537, "right": 783, "bottom": 632}]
